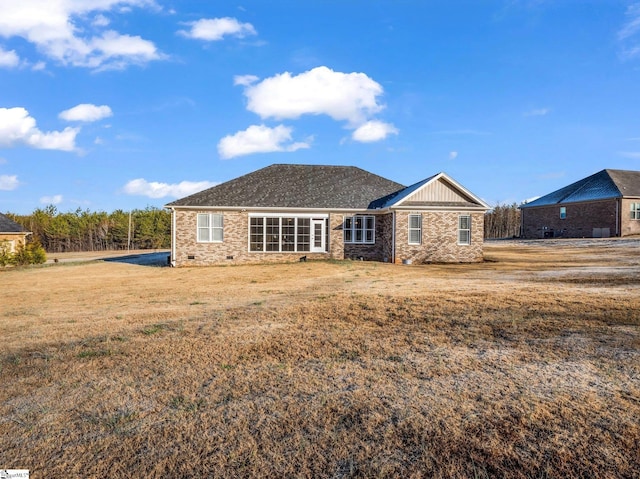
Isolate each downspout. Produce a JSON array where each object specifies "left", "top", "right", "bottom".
[
  {"left": 616, "top": 199, "right": 620, "bottom": 237},
  {"left": 170, "top": 207, "right": 177, "bottom": 267},
  {"left": 392, "top": 210, "right": 396, "bottom": 264}
]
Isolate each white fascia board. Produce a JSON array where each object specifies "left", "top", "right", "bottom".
[{"left": 391, "top": 205, "right": 490, "bottom": 212}]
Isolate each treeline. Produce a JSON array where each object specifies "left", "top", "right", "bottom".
[
  {"left": 484, "top": 203, "right": 521, "bottom": 239},
  {"left": 7, "top": 206, "right": 171, "bottom": 253}
]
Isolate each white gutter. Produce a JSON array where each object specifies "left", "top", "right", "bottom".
[{"left": 168, "top": 205, "right": 385, "bottom": 214}]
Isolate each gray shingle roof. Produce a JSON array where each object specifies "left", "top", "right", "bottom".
[
  {"left": 521, "top": 169, "right": 640, "bottom": 208},
  {"left": 0, "top": 212, "right": 27, "bottom": 233},
  {"left": 167, "top": 164, "right": 406, "bottom": 210},
  {"left": 368, "top": 174, "right": 438, "bottom": 209}
]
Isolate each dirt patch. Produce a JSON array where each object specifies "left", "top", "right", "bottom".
[{"left": 1, "top": 240, "right": 639, "bottom": 477}]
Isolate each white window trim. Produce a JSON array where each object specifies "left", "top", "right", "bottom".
[
  {"left": 408, "top": 214, "right": 422, "bottom": 245},
  {"left": 344, "top": 215, "right": 375, "bottom": 244},
  {"left": 631, "top": 203, "right": 640, "bottom": 220},
  {"left": 458, "top": 215, "right": 471, "bottom": 246},
  {"left": 560, "top": 206, "right": 567, "bottom": 219},
  {"left": 197, "top": 213, "right": 224, "bottom": 243}
]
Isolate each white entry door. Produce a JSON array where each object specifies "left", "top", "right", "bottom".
[{"left": 310, "top": 219, "right": 326, "bottom": 252}]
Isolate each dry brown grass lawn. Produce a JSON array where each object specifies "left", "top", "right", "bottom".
[{"left": 1, "top": 239, "right": 639, "bottom": 478}]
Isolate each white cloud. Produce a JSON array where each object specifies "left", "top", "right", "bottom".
[
  {"left": 0, "top": 47, "right": 20, "bottom": 68},
  {"left": 233, "top": 74, "right": 259, "bottom": 86},
  {"left": 0, "top": 1, "right": 162, "bottom": 70},
  {"left": 524, "top": 107, "right": 550, "bottom": 117},
  {"left": 449, "top": 151, "right": 459, "bottom": 160},
  {"left": 618, "top": 151, "right": 640, "bottom": 159},
  {"left": 59, "top": 104, "right": 113, "bottom": 122},
  {"left": 122, "top": 178, "right": 218, "bottom": 199},
  {"left": 218, "top": 124, "right": 311, "bottom": 159},
  {"left": 40, "top": 194, "right": 63, "bottom": 205},
  {"left": 619, "top": 3, "right": 640, "bottom": 40},
  {"left": 618, "top": 3, "right": 640, "bottom": 60},
  {"left": 0, "top": 174, "right": 19, "bottom": 191},
  {"left": 0, "top": 107, "right": 78, "bottom": 151},
  {"left": 178, "top": 17, "right": 256, "bottom": 41},
  {"left": 351, "top": 120, "right": 398, "bottom": 143},
  {"left": 241, "top": 66, "right": 385, "bottom": 126},
  {"left": 93, "top": 14, "right": 110, "bottom": 27}
]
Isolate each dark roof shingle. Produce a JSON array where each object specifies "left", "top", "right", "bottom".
[
  {"left": 167, "top": 164, "right": 405, "bottom": 209},
  {"left": 0, "top": 212, "right": 27, "bottom": 233}
]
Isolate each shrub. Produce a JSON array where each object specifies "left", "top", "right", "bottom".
[
  {"left": 28, "top": 239, "right": 47, "bottom": 264},
  {"left": 2, "top": 239, "right": 47, "bottom": 266},
  {"left": 0, "top": 241, "right": 11, "bottom": 267}
]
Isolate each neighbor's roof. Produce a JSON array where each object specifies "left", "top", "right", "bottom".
[
  {"left": 0, "top": 212, "right": 27, "bottom": 233},
  {"left": 167, "top": 164, "right": 406, "bottom": 210},
  {"left": 520, "top": 169, "right": 640, "bottom": 208}
]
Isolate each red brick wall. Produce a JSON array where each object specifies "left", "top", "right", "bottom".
[{"left": 521, "top": 200, "right": 620, "bottom": 238}]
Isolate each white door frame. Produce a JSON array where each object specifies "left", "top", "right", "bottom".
[{"left": 310, "top": 219, "right": 326, "bottom": 253}]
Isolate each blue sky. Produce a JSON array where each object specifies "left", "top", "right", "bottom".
[{"left": 1, "top": 1, "right": 640, "bottom": 214}]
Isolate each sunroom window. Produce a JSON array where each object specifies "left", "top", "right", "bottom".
[{"left": 249, "top": 216, "right": 315, "bottom": 252}]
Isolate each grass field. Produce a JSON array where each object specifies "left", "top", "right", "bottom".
[{"left": 1, "top": 239, "right": 639, "bottom": 478}]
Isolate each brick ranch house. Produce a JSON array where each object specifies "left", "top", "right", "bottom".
[
  {"left": 520, "top": 169, "right": 640, "bottom": 239},
  {"left": 0, "top": 212, "right": 30, "bottom": 253},
  {"left": 165, "top": 164, "right": 490, "bottom": 267}
]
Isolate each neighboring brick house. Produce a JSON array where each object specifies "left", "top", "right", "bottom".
[
  {"left": 520, "top": 169, "right": 640, "bottom": 239},
  {"left": 165, "top": 164, "right": 489, "bottom": 266},
  {"left": 0, "top": 212, "right": 30, "bottom": 253}
]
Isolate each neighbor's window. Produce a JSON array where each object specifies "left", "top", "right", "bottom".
[
  {"left": 631, "top": 203, "right": 640, "bottom": 220},
  {"left": 197, "top": 213, "right": 223, "bottom": 242},
  {"left": 250, "top": 216, "right": 314, "bottom": 252},
  {"left": 0, "top": 239, "right": 15, "bottom": 253},
  {"left": 458, "top": 215, "right": 471, "bottom": 245},
  {"left": 408, "top": 214, "right": 422, "bottom": 244},
  {"left": 560, "top": 206, "right": 567, "bottom": 219},
  {"left": 344, "top": 215, "right": 375, "bottom": 244}
]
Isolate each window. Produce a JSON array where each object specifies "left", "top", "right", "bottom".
[
  {"left": 197, "top": 213, "right": 223, "bottom": 242},
  {"left": 560, "top": 206, "right": 567, "bottom": 219},
  {"left": 0, "top": 239, "right": 15, "bottom": 253},
  {"left": 249, "top": 216, "right": 317, "bottom": 252},
  {"left": 408, "top": 214, "right": 422, "bottom": 244},
  {"left": 344, "top": 215, "right": 375, "bottom": 244},
  {"left": 631, "top": 203, "right": 640, "bottom": 220},
  {"left": 458, "top": 215, "right": 471, "bottom": 245}
]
